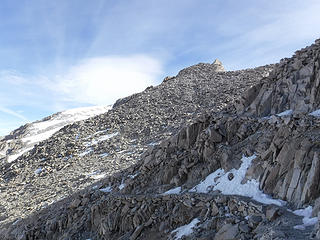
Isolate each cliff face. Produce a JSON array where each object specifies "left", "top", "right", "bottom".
[
  {"left": 2, "top": 40, "right": 320, "bottom": 240},
  {"left": 236, "top": 39, "right": 320, "bottom": 116}
]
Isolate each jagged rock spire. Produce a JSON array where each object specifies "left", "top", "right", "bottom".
[{"left": 212, "top": 58, "right": 225, "bottom": 72}]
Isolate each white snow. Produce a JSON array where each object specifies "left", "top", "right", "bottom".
[
  {"left": 128, "top": 173, "right": 139, "bottom": 179},
  {"left": 99, "top": 153, "right": 109, "bottom": 158},
  {"left": 34, "top": 167, "right": 42, "bottom": 175},
  {"left": 148, "top": 142, "right": 159, "bottom": 146},
  {"left": 309, "top": 109, "right": 320, "bottom": 117},
  {"left": 84, "top": 132, "right": 119, "bottom": 146},
  {"left": 22, "top": 128, "right": 63, "bottom": 144},
  {"left": 163, "top": 187, "right": 182, "bottom": 195},
  {"left": 79, "top": 148, "right": 94, "bottom": 157},
  {"left": 293, "top": 206, "right": 318, "bottom": 230},
  {"left": 276, "top": 109, "right": 293, "bottom": 117},
  {"left": 97, "top": 132, "right": 119, "bottom": 142},
  {"left": 190, "top": 155, "right": 285, "bottom": 206},
  {"left": 94, "top": 129, "right": 109, "bottom": 135},
  {"left": 22, "top": 105, "right": 111, "bottom": 144},
  {"left": 87, "top": 171, "right": 106, "bottom": 180},
  {"left": 7, "top": 147, "right": 33, "bottom": 163},
  {"left": 100, "top": 186, "right": 112, "bottom": 193},
  {"left": 6, "top": 105, "right": 111, "bottom": 163},
  {"left": 119, "top": 183, "right": 125, "bottom": 190},
  {"left": 171, "top": 218, "right": 200, "bottom": 239},
  {"left": 90, "top": 173, "right": 106, "bottom": 180}
]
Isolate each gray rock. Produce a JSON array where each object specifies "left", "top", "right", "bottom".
[
  {"left": 214, "top": 224, "right": 239, "bottom": 240},
  {"left": 265, "top": 206, "right": 281, "bottom": 221}
]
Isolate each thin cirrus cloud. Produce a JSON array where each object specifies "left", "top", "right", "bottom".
[
  {"left": 42, "top": 54, "right": 163, "bottom": 107},
  {"left": 0, "top": 106, "right": 27, "bottom": 121}
]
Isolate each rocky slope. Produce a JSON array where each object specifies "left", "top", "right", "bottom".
[
  {"left": 0, "top": 60, "right": 272, "bottom": 229},
  {"left": 1, "top": 39, "right": 320, "bottom": 240}
]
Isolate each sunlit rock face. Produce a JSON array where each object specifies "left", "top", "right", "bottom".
[{"left": 212, "top": 58, "right": 226, "bottom": 72}]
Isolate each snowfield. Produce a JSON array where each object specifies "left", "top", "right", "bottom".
[{"left": 6, "top": 105, "right": 111, "bottom": 163}]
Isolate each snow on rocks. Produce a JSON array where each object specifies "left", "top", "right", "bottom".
[
  {"left": 293, "top": 206, "right": 318, "bottom": 230},
  {"left": 7, "top": 147, "right": 33, "bottom": 163},
  {"left": 22, "top": 106, "right": 112, "bottom": 145},
  {"left": 2, "top": 105, "right": 111, "bottom": 163},
  {"left": 276, "top": 109, "right": 293, "bottom": 117},
  {"left": 83, "top": 132, "right": 119, "bottom": 147},
  {"left": 309, "top": 109, "right": 320, "bottom": 117},
  {"left": 190, "top": 155, "right": 285, "bottom": 206},
  {"left": 99, "top": 186, "right": 112, "bottom": 193},
  {"left": 86, "top": 171, "right": 106, "bottom": 180},
  {"left": 163, "top": 187, "right": 182, "bottom": 195},
  {"left": 34, "top": 167, "right": 42, "bottom": 175},
  {"left": 171, "top": 218, "right": 200, "bottom": 239},
  {"left": 79, "top": 148, "right": 93, "bottom": 157},
  {"left": 118, "top": 183, "right": 126, "bottom": 190}
]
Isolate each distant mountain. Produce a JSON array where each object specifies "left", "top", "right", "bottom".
[
  {"left": 0, "top": 105, "right": 111, "bottom": 163},
  {"left": 2, "top": 39, "right": 320, "bottom": 240}
]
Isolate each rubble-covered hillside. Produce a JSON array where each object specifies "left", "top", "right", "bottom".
[{"left": 1, "top": 39, "right": 320, "bottom": 240}]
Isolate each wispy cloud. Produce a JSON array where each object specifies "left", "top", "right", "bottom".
[
  {"left": 41, "top": 54, "right": 163, "bottom": 107},
  {"left": 0, "top": 106, "right": 28, "bottom": 121},
  {"left": 0, "top": 54, "right": 163, "bottom": 111}
]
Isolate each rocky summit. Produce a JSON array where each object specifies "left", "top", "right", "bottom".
[{"left": 1, "top": 39, "right": 320, "bottom": 240}]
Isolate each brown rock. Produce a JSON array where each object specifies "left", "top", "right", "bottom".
[
  {"left": 211, "top": 202, "right": 219, "bottom": 216},
  {"left": 69, "top": 199, "right": 81, "bottom": 209},
  {"left": 265, "top": 206, "right": 281, "bottom": 221}
]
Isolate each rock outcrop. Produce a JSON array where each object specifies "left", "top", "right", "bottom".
[
  {"left": 212, "top": 59, "right": 225, "bottom": 72},
  {"left": 236, "top": 40, "right": 320, "bottom": 116}
]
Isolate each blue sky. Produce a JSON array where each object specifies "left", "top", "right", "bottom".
[{"left": 0, "top": 0, "right": 320, "bottom": 135}]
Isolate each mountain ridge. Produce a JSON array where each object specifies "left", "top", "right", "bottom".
[{"left": 2, "top": 39, "right": 320, "bottom": 239}]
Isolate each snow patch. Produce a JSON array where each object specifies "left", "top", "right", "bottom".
[
  {"left": 97, "top": 132, "right": 119, "bottom": 142},
  {"left": 90, "top": 174, "right": 106, "bottom": 180},
  {"left": 34, "top": 167, "right": 42, "bottom": 175},
  {"left": 190, "top": 155, "right": 285, "bottom": 206},
  {"left": 171, "top": 218, "right": 200, "bottom": 239},
  {"left": 148, "top": 142, "right": 159, "bottom": 146},
  {"left": 119, "top": 183, "right": 125, "bottom": 190},
  {"left": 99, "top": 153, "right": 109, "bottom": 158},
  {"left": 79, "top": 148, "right": 93, "bottom": 157},
  {"left": 163, "top": 187, "right": 181, "bottom": 195},
  {"left": 22, "top": 106, "right": 111, "bottom": 144},
  {"left": 100, "top": 186, "right": 112, "bottom": 193},
  {"left": 84, "top": 132, "right": 119, "bottom": 146},
  {"left": 293, "top": 206, "right": 318, "bottom": 230},
  {"left": 6, "top": 105, "right": 111, "bottom": 163},
  {"left": 7, "top": 147, "right": 33, "bottom": 163},
  {"left": 87, "top": 171, "right": 106, "bottom": 180},
  {"left": 276, "top": 109, "right": 293, "bottom": 117},
  {"left": 128, "top": 173, "right": 139, "bottom": 179},
  {"left": 309, "top": 109, "right": 320, "bottom": 117}
]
